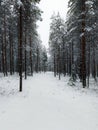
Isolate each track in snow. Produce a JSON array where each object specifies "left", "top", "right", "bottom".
[{"left": 0, "top": 72, "right": 98, "bottom": 130}]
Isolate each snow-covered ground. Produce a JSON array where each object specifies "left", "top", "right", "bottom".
[{"left": 0, "top": 72, "right": 98, "bottom": 130}]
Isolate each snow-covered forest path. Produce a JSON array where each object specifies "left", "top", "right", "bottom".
[{"left": 0, "top": 72, "right": 98, "bottom": 130}]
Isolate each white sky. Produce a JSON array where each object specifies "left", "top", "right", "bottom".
[{"left": 37, "top": 0, "right": 69, "bottom": 48}]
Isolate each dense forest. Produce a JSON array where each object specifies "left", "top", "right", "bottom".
[
  {"left": 0, "top": 0, "right": 98, "bottom": 91},
  {"left": 49, "top": 0, "right": 98, "bottom": 88},
  {"left": 0, "top": 0, "right": 98, "bottom": 130},
  {"left": 0, "top": 0, "right": 47, "bottom": 91}
]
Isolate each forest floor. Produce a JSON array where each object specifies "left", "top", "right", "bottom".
[{"left": 0, "top": 72, "right": 98, "bottom": 130}]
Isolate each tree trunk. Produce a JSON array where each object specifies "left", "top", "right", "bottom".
[
  {"left": 4, "top": 7, "right": 8, "bottom": 76},
  {"left": 54, "top": 53, "right": 56, "bottom": 77},
  {"left": 58, "top": 46, "right": 61, "bottom": 80},
  {"left": 2, "top": 34, "right": 4, "bottom": 75},
  {"left": 12, "top": 35, "right": 14, "bottom": 74},
  {"left": 19, "top": 6, "right": 23, "bottom": 92},
  {"left": 81, "top": 0, "right": 86, "bottom": 88},
  {"left": 9, "top": 30, "right": 12, "bottom": 75},
  {"left": 62, "top": 42, "right": 66, "bottom": 76},
  {"left": 36, "top": 47, "right": 39, "bottom": 73},
  {"left": 30, "top": 35, "right": 33, "bottom": 76},
  {"left": 92, "top": 43, "right": 96, "bottom": 81},
  {"left": 24, "top": 27, "right": 27, "bottom": 79},
  {"left": 87, "top": 43, "right": 90, "bottom": 87}
]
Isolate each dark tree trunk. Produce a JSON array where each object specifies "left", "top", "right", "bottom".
[
  {"left": 24, "top": 27, "right": 27, "bottom": 79},
  {"left": 81, "top": 0, "right": 86, "bottom": 88},
  {"left": 71, "top": 41, "right": 74, "bottom": 68},
  {"left": 54, "top": 53, "right": 56, "bottom": 77},
  {"left": 36, "top": 47, "right": 39, "bottom": 73},
  {"left": 12, "top": 36, "right": 14, "bottom": 74},
  {"left": 68, "top": 47, "right": 71, "bottom": 76},
  {"left": 9, "top": 29, "right": 12, "bottom": 75},
  {"left": 19, "top": 6, "right": 23, "bottom": 92},
  {"left": 87, "top": 43, "right": 90, "bottom": 87},
  {"left": 92, "top": 43, "right": 96, "bottom": 81},
  {"left": 66, "top": 47, "right": 69, "bottom": 74},
  {"left": 4, "top": 8, "right": 8, "bottom": 76},
  {"left": 58, "top": 46, "right": 61, "bottom": 80},
  {"left": 30, "top": 35, "right": 33, "bottom": 76},
  {"left": 2, "top": 35, "right": 4, "bottom": 75},
  {"left": 9, "top": 25, "right": 14, "bottom": 75},
  {"left": 62, "top": 41, "right": 66, "bottom": 76}
]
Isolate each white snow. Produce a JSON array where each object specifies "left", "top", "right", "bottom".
[
  {"left": 85, "top": 27, "right": 92, "bottom": 32},
  {"left": 85, "top": 1, "right": 94, "bottom": 5},
  {"left": 0, "top": 72, "right": 98, "bottom": 130},
  {"left": 17, "top": 0, "right": 23, "bottom": 7}
]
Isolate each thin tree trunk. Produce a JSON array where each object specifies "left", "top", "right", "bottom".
[
  {"left": 4, "top": 7, "right": 8, "bottom": 76},
  {"left": 54, "top": 53, "right": 56, "bottom": 77},
  {"left": 19, "top": 6, "right": 23, "bottom": 92},
  {"left": 62, "top": 40, "right": 66, "bottom": 76},
  {"left": 12, "top": 35, "right": 14, "bottom": 74},
  {"left": 30, "top": 35, "right": 33, "bottom": 76},
  {"left": 58, "top": 46, "right": 61, "bottom": 80},
  {"left": 36, "top": 47, "right": 39, "bottom": 73},
  {"left": 9, "top": 25, "right": 13, "bottom": 75},
  {"left": 70, "top": 41, "right": 74, "bottom": 76},
  {"left": 66, "top": 47, "right": 68, "bottom": 75},
  {"left": 93, "top": 43, "right": 96, "bottom": 81},
  {"left": 87, "top": 43, "right": 90, "bottom": 87},
  {"left": 24, "top": 27, "right": 27, "bottom": 79},
  {"left": 2, "top": 34, "right": 4, "bottom": 75}
]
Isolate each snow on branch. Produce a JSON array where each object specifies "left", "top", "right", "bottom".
[
  {"left": 17, "top": 0, "right": 23, "bottom": 7},
  {"left": 85, "top": 1, "right": 94, "bottom": 5}
]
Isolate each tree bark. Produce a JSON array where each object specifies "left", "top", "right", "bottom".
[
  {"left": 24, "top": 27, "right": 27, "bottom": 79},
  {"left": 19, "top": 6, "right": 23, "bottom": 92},
  {"left": 36, "top": 46, "right": 39, "bottom": 73},
  {"left": 30, "top": 35, "right": 33, "bottom": 76},
  {"left": 54, "top": 53, "right": 56, "bottom": 77},
  {"left": 4, "top": 7, "right": 8, "bottom": 76},
  {"left": 81, "top": 0, "right": 86, "bottom": 88}
]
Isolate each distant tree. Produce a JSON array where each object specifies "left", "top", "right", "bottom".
[
  {"left": 41, "top": 47, "right": 48, "bottom": 72},
  {"left": 49, "top": 13, "right": 67, "bottom": 80}
]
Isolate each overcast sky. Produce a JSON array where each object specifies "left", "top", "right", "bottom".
[{"left": 37, "top": 0, "right": 69, "bottom": 48}]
